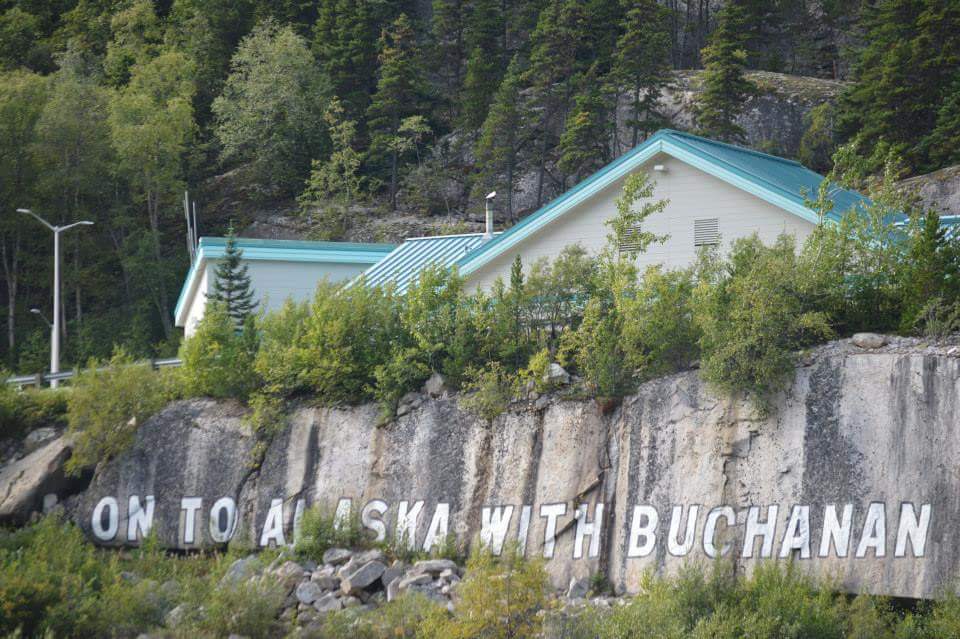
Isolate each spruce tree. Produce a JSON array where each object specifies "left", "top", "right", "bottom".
[
  {"left": 693, "top": 1, "right": 754, "bottom": 142},
  {"left": 430, "top": 0, "right": 468, "bottom": 126},
  {"left": 837, "top": 0, "right": 960, "bottom": 172},
  {"left": 460, "top": 0, "right": 505, "bottom": 131},
  {"left": 611, "top": 0, "right": 672, "bottom": 147},
  {"left": 209, "top": 226, "right": 257, "bottom": 327},
  {"left": 525, "top": 0, "right": 584, "bottom": 204},
  {"left": 313, "top": 0, "right": 378, "bottom": 124},
  {"left": 366, "top": 13, "right": 427, "bottom": 209},
  {"left": 473, "top": 54, "right": 527, "bottom": 220},
  {"left": 924, "top": 73, "right": 960, "bottom": 168},
  {"left": 559, "top": 71, "right": 611, "bottom": 182}
]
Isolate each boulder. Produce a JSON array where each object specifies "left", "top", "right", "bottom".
[
  {"left": 313, "top": 592, "right": 342, "bottom": 612},
  {"left": 852, "top": 333, "right": 887, "bottom": 349},
  {"left": 410, "top": 559, "right": 458, "bottom": 576},
  {"left": 424, "top": 372, "right": 447, "bottom": 398},
  {"left": 23, "top": 427, "right": 58, "bottom": 453},
  {"left": 164, "top": 604, "right": 188, "bottom": 628},
  {"left": 221, "top": 555, "right": 259, "bottom": 586},
  {"left": 386, "top": 577, "right": 402, "bottom": 603},
  {"left": 295, "top": 580, "right": 324, "bottom": 605},
  {"left": 322, "top": 548, "right": 353, "bottom": 565},
  {"left": 381, "top": 561, "right": 407, "bottom": 590},
  {"left": 566, "top": 577, "right": 590, "bottom": 599},
  {"left": 273, "top": 561, "right": 306, "bottom": 592},
  {"left": 544, "top": 363, "right": 571, "bottom": 385},
  {"left": 0, "top": 435, "right": 73, "bottom": 524},
  {"left": 340, "top": 560, "right": 386, "bottom": 594},
  {"left": 398, "top": 573, "right": 433, "bottom": 590},
  {"left": 310, "top": 574, "right": 340, "bottom": 591}
]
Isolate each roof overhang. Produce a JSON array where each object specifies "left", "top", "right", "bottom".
[{"left": 174, "top": 237, "right": 394, "bottom": 327}]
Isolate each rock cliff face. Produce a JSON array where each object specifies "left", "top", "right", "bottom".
[{"left": 66, "top": 336, "right": 960, "bottom": 599}]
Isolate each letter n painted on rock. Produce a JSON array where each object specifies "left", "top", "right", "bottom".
[
  {"left": 127, "top": 495, "right": 155, "bottom": 543},
  {"left": 895, "top": 503, "right": 932, "bottom": 558}
]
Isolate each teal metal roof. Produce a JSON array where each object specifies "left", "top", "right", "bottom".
[
  {"left": 358, "top": 233, "right": 499, "bottom": 294},
  {"left": 455, "top": 129, "right": 871, "bottom": 276},
  {"left": 175, "top": 236, "right": 394, "bottom": 326}
]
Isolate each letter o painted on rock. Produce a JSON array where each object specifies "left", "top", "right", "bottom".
[
  {"left": 209, "top": 497, "right": 237, "bottom": 543},
  {"left": 91, "top": 497, "right": 119, "bottom": 541}
]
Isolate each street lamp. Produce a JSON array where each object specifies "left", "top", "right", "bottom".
[{"left": 18, "top": 209, "right": 93, "bottom": 388}]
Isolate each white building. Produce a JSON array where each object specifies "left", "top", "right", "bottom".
[
  {"left": 180, "top": 129, "right": 960, "bottom": 332},
  {"left": 174, "top": 237, "right": 394, "bottom": 336},
  {"left": 361, "top": 129, "right": 872, "bottom": 292}
]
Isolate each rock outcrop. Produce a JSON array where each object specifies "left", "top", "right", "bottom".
[
  {"left": 65, "top": 336, "right": 960, "bottom": 599},
  {"left": 0, "top": 433, "right": 75, "bottom": 524}
]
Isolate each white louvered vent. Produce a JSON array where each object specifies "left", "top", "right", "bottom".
[
  {"left": 618, "top": 224, "right": 644, "bottom": 254},
  {"left": 694, "top": 218, "right": 719, "bottom": 247}
]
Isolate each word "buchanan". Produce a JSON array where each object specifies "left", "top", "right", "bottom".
[{"left": 88, "top": 497, "right": 932, "bottom": 560}]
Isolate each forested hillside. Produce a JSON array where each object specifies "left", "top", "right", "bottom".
[{"left": 0, "top": 0, "right": 958, "bottom": 372}]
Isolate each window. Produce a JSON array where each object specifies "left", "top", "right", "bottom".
[{"left": 694, "top": 218, "right": 719, "bottom": 247}]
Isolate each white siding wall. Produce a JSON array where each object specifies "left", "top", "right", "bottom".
[
  {"left": 465, "top": 153, "right": 816, "bottom": 290},
  {"left": 183, "top": 260, "right": 367, "bottom": 337}
]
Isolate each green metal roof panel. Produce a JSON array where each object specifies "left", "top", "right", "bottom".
[
  {"left": 359, "top": 233, "right": 499, "bottom": 294},
  {"left": 198, "top": 236, "right": 395, "bottom": 254}
]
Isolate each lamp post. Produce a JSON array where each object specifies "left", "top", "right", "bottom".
[{"left": 18, "top": 209, "right": 93, "bottom": 388}]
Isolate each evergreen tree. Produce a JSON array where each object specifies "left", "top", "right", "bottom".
[
  {"left": 313, "top": 0, "right": 378, "bottom": 125},
  {"left": 460, "top": 0, "right": 505, "bottom": 131},
  {"left": 209, "top": 226, "right": 257, "bottom": 327},
  {"left": 837, "top": 0, "right": 960, "bottom": 172},
  {"left": 430, "top": 0, "right": 468, "bottom": 127},
  {"left": 693, "top": 1, "right": 754, "bottom": 142},
  {"left": 366, "top": 13, "right": 427, "bottom": 210},
  {"left": 924, "top": 73, "right": 960, "bottom": 168},
  {"left": 558, "top": 71, "right": 611, "bottom": 182},
  {"left": 473, "top": 54, "right": 527, "bottom": 220},
  {"left": 525, "top": 0, "right": 585, "bottom": 204},
  {"left": 611, "top": 0, "right": 672, "bottom": 148}
]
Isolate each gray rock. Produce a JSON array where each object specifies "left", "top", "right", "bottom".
[
  {"left": 273, "top": 561, "right": 306, "bottom": 592},
  {"left": 341, "top": 560, "right": 387, "bottom": 594},
  {"left": 544, "top": 363, "right": 571, "bottom": 385},
  {"left": 42, "top": 493, "right": 58, "bottom": 513},
  {"left": 353, "top": 549, "right": 387, "bottom": 565},
  {"left": 341, "top": 596, "right": 362, "bottom": 608},
  {"left": 566, "top": 577, "right": 590, "bottom": 599},
  {"left": 0, "top": 434, "right": 72, "bottom": 524},
  {"left": 295, "top": 580, "right": 324, "bottom": 605},
  {"left": 221, "top": 555, "right": 259, "bottom": 586},
  {"left": 852, "top": 332, "right": 887, "bottom": 349},
  {"left": 311, "top": 573, "right": 340, "bottom": 591},
  {"left": 322, "top": 548, "right": 353, "bottom": 565},
  {"left": 424, "top": 372, "right": 447, "bottom": 397},
  {"left": 164, "top": 604, "right": 188, "bottom": 628},
  {"left": 23, "top": 427, "right": 58, "bottom": 453},
  {"left": 439, "top": 568, "right": 458, "bottom": 580},
  {"left": 410, "top": 559, "right": 458, "bottom": 576},
  {"left": 386, "top": 577, "right": 403, "bottom": 602},
  {"left": 160, "top": 580, "right": 180, "bottom": 601},
  {"left": 398, "top": 573, "right": 433, "bottom": 590},
  {"left": 313, "top": 592, "right": 343, "bottom": 612},
  {"left": 381, "top": 561, "right": 407, "bottom": 591}
]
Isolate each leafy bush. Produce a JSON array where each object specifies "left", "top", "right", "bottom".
[
  {"left": 178, "top": 301, "right": 259, "bottom": 400},
  {"left": 294, "top": 504, "right": 372, "bottom": 563},
  {"left": 0, "top": 382, "right": 68, "bottom": 440},
  {"left": 257, "top": 282, "right": 400, "bottom": 404},
  {"left": 458, "top": 362, "right": 518, "bottom": 422},
  {"left": 694, "top": 235, "right": 833, "bottom": 412},
  {"left": 307, "top": 592, "right": 443, "bottom": 639},
  {"left": 419, "top": 547, "right": 550, "bottom": 639},
  {"left": 65, "top": 349, "right": 175, "bottom": 474}
]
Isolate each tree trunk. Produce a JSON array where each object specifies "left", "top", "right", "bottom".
[
  {"left": 147, "top": 189, "right": 173, "bottom": 339},
  {"left": 1, "top": 233, "right": 19, "bottom": 358}
]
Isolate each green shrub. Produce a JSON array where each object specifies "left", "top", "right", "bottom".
[
  {"left": 560, "top": 298, "right": 633, "bottom": 400},
  {"left": 458, "top": 361, "right": 518, "bottom": 422},
  {"left": 307, "top": 592, "right": 442, "bottom": 638},
  {"left": 620, "top": 266, "right": 700, "bottom": 379},
  {"left": 694, "top": 235, "right": 833, "bottom": 412},
  {"left": 178, "top": 301, "right": 259, "bottom": 400},
  {"left": 419, "top": 547, "right": 550, "bottom": 639},
  {"left": 186, "top": 577, "right": 286, "bottom": 639},
  {"left": 373, "top": 346, "right": 430, "bottom": 422},
  {"left": 295, "top": 504, "right": 372, "bottom": 562},
  {"left": 65, "top": 349, "right": 175, "bottom": 474},
  {"left": 257, "top": 281, "right": 400, "bottom": 404},
  {"left": 0, "top": 382, "right": 68, "bottom": 441}
]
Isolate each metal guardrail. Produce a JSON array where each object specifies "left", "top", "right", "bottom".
[{"left": 5, "top": 357, "right": 182, "bottom": 388}]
